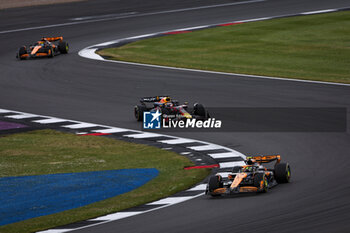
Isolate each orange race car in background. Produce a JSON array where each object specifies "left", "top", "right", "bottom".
[
  {"left": 206, "top": 155, "right": 291, "bottom": 196},
  {"left": 16, "top": 37, "right": 69, "bottom": 60}
]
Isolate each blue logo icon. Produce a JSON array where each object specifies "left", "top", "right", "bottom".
[{"left": 143, "top": 110, "right": 162, "bottom": 129}]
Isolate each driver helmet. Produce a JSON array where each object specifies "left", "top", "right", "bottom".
[
  {"left": 160, "top": 97, "right": 171, "bottom": 104},
  {"left": 41, "top": 38, "right": 50, "bottom": 45},
  {"left": 246, "top": 158, "right": 256, "bottom": 165},
  {"left": 242, "top": 166, "right": 253, "bottom": 172}
]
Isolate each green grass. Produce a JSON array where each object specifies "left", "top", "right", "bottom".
[
  {"left": 0, "top": 130, "right": 209, "bottom": 233},
  {"left": 98, "top": 11, "right": 350, "bottom": 83}
]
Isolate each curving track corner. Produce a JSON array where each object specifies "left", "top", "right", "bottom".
[
  {"left": 79, "top": 7, "right": 350, "bottom": 87},
  {"left": 0, "top": 108, "right": 245, "bottom": 232}
]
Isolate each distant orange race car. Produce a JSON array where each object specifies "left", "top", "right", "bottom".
[
  {"left": 16, "top": 37, "right": 69, "bottom": 60},
  {"left": 206, "top": 155, "right": 291, "bottom": 196}
]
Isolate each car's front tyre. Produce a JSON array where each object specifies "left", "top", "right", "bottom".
[
  {"left": 274, "top": 163, "right": 291, "bottom": 183},
  {"left": 17, "top": 46, "right": 27, "bottom": 60},
  {"left": 254, "top": 173, "right": 268, "bottom": 193},
  {"left": 134, "top": 105, "right": 147, "bottom": 121},
  {"left": 193, "top": 103, "right": 209, "bottom": 119},
  {"left": 48, "top": 47, "right": 54, "bottom": 58},
  {"left": 208, "top": 175, "right": 223, "bottom": 197},
  {"left": 58, "top": 41, "right": 69, "bottom": 54}
]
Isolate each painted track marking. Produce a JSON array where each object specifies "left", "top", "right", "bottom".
[
  {"left": 0, "top": 108, "right": 244, "bottom": 233},
  {"left": 79, "top": 7, "right": 350, "bottom": 87},
  {"left": 0, "top": 0, "right": 265, "bottom": 34}
]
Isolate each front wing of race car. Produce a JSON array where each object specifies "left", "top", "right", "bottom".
[{"left": 17, "top": 47, "right": 53, "bottom": 59}]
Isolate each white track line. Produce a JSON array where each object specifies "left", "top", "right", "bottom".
[
  {"left": 81, "top": 55, "right": 350, "bottom": 87},
  {"left": 5, "top": 113, "right": 38, "bottom": 119},
  {"left": 37, "top": 230, "right": 72, "bottom": 233},
  {"left": 33, "top": 118, "right": 69, "bottom": 124},
  {"left": 147, "top": 0, "right": 265, "bottom": 15},
  {"left": 93, "top": 212, "right": 143, "bottom": 221},
  {"left": 79, "top": 8, "right": 350, "bottom": 87},
  {"left": 0, "top": 104, "right": 245, "bottom": 233},
  {"left": 301, "top": 9, "right": 336, "bottom": 15},
  {"left": 0, "top": 0, "right": 265, "bottom": 34},
  {"left": 219, "top": 161, "right": 246, "bottom": 168},
  {"left": 188, "top": 144, "right": 224, "bottom": 151},
  {"left": 67, "top": 191, "right": 205, "bottom": 232},
  {"left": 0, "top": 109, "right": 12, "bottom": 113},
  {"left": 125, "top": 132, "right": 174, "bottom": 139},
  {"left": 62, "top": 123, "right": 100, "bottom": 129},
  {"left": 16, "top": 6, "right": 350, "bottom": 233},
  {"left": 148, "top": 196, "right": 194, "bottom": 205},
  {"left": 70, "top": 12, "right": 137, "bottom": 21},
  {"left": 159, "top": 138, "right": 198, "bottom": 144},
  {"left": 188, "top": 184, "right": 207, "bottom": 191},
  {"left": 209, "top": 152, "right": 243, "bottom": 159},
  {"left": 78, "top": 48, "right": 104, "bottom": 60},
  {"left": 240, "top": 17, "right": 271, "bottom": 22},
  {"left": 39, "top": 185, "right": 208, "bottom": 233},
  {"left": 91, "top": 127, "right": 133, "bottom": 133},
  {"left": 180, "top": 152, "right": 191, "bottom": 155}
]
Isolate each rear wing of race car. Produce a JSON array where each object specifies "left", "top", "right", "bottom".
[
  {"left": 247, "top": 155, "right": 281, "bottom": 165},
  {"left": 140, "top": 96, "right": 170, "bottom": 103},
  {"left": 42, "top": 37, "right": 63, "bottom": 42}
]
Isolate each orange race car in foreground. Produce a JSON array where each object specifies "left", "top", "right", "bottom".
[
  {"left": 206, "top": 155, "right": 291, "bottom": 196},
  {"left": 16, "top": 37, "right": 69, "bottom": 60}
]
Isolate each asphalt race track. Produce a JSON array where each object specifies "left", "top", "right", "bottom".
[{"left": 1, "top": 0, "right": 350, "bottom": 232}]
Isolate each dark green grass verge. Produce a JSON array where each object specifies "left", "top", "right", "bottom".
[
  {"left": 98, "top": 11, "right": 350, "bottom": 84},
  {"left": 0, "top": 130, "right": 209, "bottom": 233}
]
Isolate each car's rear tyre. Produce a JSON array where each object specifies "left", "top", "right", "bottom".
[
  {"left": 254, "top": 173, "right": 268, "bottom": 193},
  {"left": 193, "top": 103, "right": 209, "bottom": 119},
  {"left": 134, "top": 105, "right": 147, "bottom": 121},
  {"left": 208, "top": 175, "right": 222, "bottom": 196},
  {"left": 17, "top": 46, "right": 27, "bottom": 60},
  {"left": 274, "top": 163, "right": 291, "bottom": 183},
  {"left": 58, "top": 41, "right": 69, "bottom": 54}
]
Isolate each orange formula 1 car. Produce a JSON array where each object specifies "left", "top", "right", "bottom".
[
  {"left": 206, "top": 155, "right": 291, "bottom": 196},
  {"left": 16, "top": 37, "right": 69, "bottom": 60}
]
